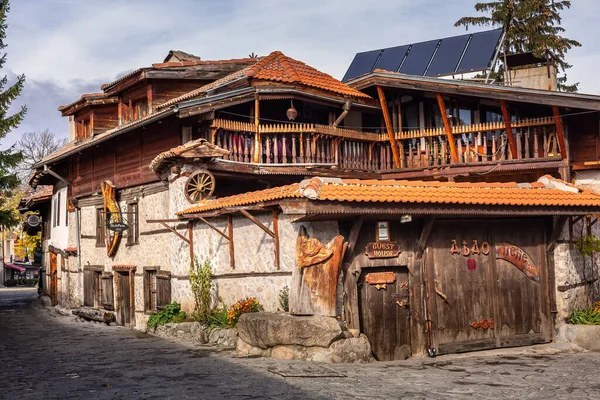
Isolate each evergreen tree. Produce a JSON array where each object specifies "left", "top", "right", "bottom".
[
  {"left": 455, "top": 0, "right": 581, "bottom": 91},
  {"left": 0, "top": 0, "right": 26, "bottom": 228}
]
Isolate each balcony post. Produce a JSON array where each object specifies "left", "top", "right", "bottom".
[
  {"left": 376, "top": 86, "right": 401, "bottom": 168},
  {"left": 435, "top": 93, "right": 459, "bottom": 164},
  {"left": 499, "top": 100, "right": 519, "bottom": 159},
  {"left": 253, "top": 96, "right": 260, "bottom": 163},
  {"left": 552, "top": 106, "right": 567, "bottom": 160}
]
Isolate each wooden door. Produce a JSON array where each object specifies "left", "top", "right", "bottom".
[
  {"left": 49, "top": 252, "right": 58, "bottom": 306},
  {"left": 428, "top": 222, "right": 496, "bottom": 354},
  {"left": 492, "top": 220, "right": 550, "bottom": 346},
  {"left": 359, "top": 267, "right": 411, "bottom": 361},
  {"left": 116, "top": 272, "right": 131, "bottom": 326}
]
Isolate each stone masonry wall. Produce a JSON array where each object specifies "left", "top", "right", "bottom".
[{"left": 553, "top": 171, "right": 600, "bottom": 323}]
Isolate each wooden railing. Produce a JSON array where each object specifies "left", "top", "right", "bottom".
[{"left": 211, "top": 117, "right": 561, "bottom": 171}]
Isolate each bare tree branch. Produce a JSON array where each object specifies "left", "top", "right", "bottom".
[{"left": 16, "top": 129, "right": 67, "bottom": 181}]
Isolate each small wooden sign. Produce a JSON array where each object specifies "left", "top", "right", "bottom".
[
  {"left": 365, "top": 272, "right": 396, "bottom": 285},
  {"left": 365, "top": 241, "right": 401, "bottom": 259}
]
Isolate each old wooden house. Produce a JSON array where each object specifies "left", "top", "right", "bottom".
[{"left": 24, "top": 43, "right": 600, "bottom": 360}]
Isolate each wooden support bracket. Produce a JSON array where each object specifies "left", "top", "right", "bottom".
[
  {"left": 158, "top": 222, "right": 190, "bottom": 245},
  {"left": 500, "top": 100, "right": 519, "bottom": 159},
  {"left": 436, "top": 93, "right": 458, "bottom": 164},
  {"left": 198, "top": 217, "right": 230, "bottom": 240},
  {"left": 344, "top": 218, "right": 363, "bottom": 263},
  {"left": 240, "top": 209, "right": 275, "bottom": 238},
  {"left": 416, "top": 216, "right": 435, "bottom": 260},
  {"left": 552, "top": 105, "right": 567, "bottom": 160},
  {"left": 377, "top": 86, "right": 401, "bottom": 168},
  {"left": 547, "top": 215, "right": 568, "bottom": 253}
]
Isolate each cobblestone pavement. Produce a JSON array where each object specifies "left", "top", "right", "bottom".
[{"left": 2, "top": 288, "right": 600, "bottom": 399}]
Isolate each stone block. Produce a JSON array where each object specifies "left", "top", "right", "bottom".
[
  {"left": 236, "top": 338, "right": 270, "bottom": 357},
  {"left": 237, "top": 312, "right": 342, "bottom": 349},
  {"left": 348, "top": 329, "right": 360, "bottom": 338},
  {"left": 328, "top": 337, "right": 372, "bottom": 363},
  {"left": 557, "top": 324, "right": 600, "bottom": 351},
  {"left": 271, "top": 345, "right": 306, "bottom": 360}
]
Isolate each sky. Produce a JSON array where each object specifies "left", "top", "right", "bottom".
[{"left": 2, "top": 0, "right": 599, "bottom": 149}]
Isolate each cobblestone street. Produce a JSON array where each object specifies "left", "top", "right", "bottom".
[{"left": 2, "top": 288, "right": 600, "bottom": 399}]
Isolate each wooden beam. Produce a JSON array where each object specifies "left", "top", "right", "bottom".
[
  {"left": 547, "top": 215, "right": 568, "bottom": 252},
  {"left": 228, "top": 215, "right": 235, "bottom": 270},
  {"left": 159, "top": 222, "right": 190, "bottom": 245},
  {"left": 499, "top": 100, "right": 519, "bottom": 159},
  {"left": 552, "top": 106, "right": 567, "bottom": 160},
  {"left": 198, "top": 217, "right": 230, "bottom": 241},
  {"left": 415, "top": 216, "right": 436, "bottom": 260},
  {"left": 436, "top": 93, "right": 459, "bottom": 164},
  {"left": 239, "top": 209, "right": 275, "bottom": 238},
  {"left": 376, "top": 86, "right": 401, "bottom": 168},
  {"left": 147, "top": 219, "right": 183, "bottom": 223},
  {"left": 273, "top": 210, "right": 280, "bottom": 270},
  {"left": 343, "top": 218, "right": 363, "bottom": 262},
  {"left": 188, "top": 221, "right": 194, "bottom": 271}
]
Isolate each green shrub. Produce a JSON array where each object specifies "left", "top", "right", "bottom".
[
  {"left": 278, "top": 285, "right": 289, "bottom": 312},
  {"left": 207, "top": 303, "right": 229, "bottom": 329},
  {"left": 575, "top": 235, "right": 600, "bottom": 256},
  {"left": 570, "top": 301, "right": 600, "bottom": 325},
  {"left": 147, "top": 302, "right": 187, "bottom": 329},
  {"left": 189, "top": 257, "right": 213, "bottom": 322}
]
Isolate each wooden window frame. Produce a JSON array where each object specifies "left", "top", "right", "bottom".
[
  {"left": 143, "top": 267, "right": 159, "bottom": 314},
  {"left": 96, "top": 207, "right": 105, "bottom": 248},
  {"left": 126, "top": 202, "right": 139, "bottom": 246}
]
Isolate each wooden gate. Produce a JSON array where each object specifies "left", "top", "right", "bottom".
[
  {"left": 115, "top": 271, "right": 133, "bottom": 326},
  {"left": 49, "top": 252, "right": 58, "bottom": 306},
  {"left": 359, "top": 267, "right": 411, "bottom": 361},
  {"left": 426, "top": 219, "right": 550, "bottom": 355}
]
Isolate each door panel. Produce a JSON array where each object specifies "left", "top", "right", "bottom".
[
  {"left": 359, "top": 267, "right": 410, "bottom": 361},
  {"left": 49, "top": 252, "right": 57, "bottom": 306},
  {"left": 116, "top": 272, "right": 131, "bottom": 326}
]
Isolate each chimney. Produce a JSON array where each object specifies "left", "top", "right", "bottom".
[{"left": 504, "top": 52, "right": 558, "bottom": 91}]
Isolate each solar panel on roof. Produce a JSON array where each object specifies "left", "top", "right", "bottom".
[
  {"left": 425, "top": 34, "right": 470, "bottom": 76},
  {"left": 342, "top": 49, "right": 382, "bottom": 82},
  {"left": 456, "top": 29, "right": 503, "bottom": 74},
  {"left": 373, "top": 45, "right": 410, "bottom": 73},
  {"left": 342, "top": 28, "right": 504, "bottom": 82},
  {"left": 399, "top": 40, "right": 439, "bottom": 76}
]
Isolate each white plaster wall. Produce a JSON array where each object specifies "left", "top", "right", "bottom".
[{"left": 49, "top": 187, "right": 69, "bottom": 250}]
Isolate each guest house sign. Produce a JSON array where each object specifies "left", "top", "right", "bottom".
[{"left": 365, "top": 241, "right": 401, "bottom": 259}]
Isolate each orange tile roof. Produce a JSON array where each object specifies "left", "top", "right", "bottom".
[
  {"left": 246, "top": 51, "right": 371, "bottom": 99},
  {"left": 176, "top": 175, "right": 600, "bottom": 215}
]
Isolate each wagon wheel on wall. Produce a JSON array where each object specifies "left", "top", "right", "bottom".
[{"left": 185, "top": 170, "right": 216, "bottom": 203}]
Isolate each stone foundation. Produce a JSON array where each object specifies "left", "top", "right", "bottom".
[
  {"left": 150, "top": 322, "right": 238, "bottom": 347},
  {"left": 236, "top": 312, "right": 372, "bottom": 363}
]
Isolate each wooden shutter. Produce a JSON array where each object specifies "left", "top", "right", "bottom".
[
  {"left": 83, "top": 269, "right": 95, "bottom": 306},
  {"left": 96, "top": 208, "right": 105, "bottom": 247},
  {"left": 156, "top": 271, "right": 171, "bottom": 309},
  {"left": 101, "top": 273, "right": 114, "bottom": 311}
]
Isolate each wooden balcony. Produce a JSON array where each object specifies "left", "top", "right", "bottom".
[{"left": 210, "top": 116, "right": 562, "bottom": 174}]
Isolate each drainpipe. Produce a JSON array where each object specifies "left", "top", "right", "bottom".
[
  {"left": 76, "top": 206, "right": 82, "bottom": 306},
  {"left": 332, "top": 101, "right": 352, "bottom": 127}
]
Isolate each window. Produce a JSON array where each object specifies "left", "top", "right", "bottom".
[
  {"left": 94, "top": 271, "right": 103, "bottom": 307},
  {"left": 96, "top": 208, "right": 105, "bottom": 247},
  {"left": 83, "top": 267, "right": 103, "bottom": 307},
  {"left": 76, "top": 119, "right": 92, "bottom": 141},
  {"left": 144, "top": 268, "right": 171, "bottom": 313},
  {"left": 52, "top": 192, "right": 61, "bottom": 228},
  {"left": 126, "top": 203, "right": 139, "bottom": 246},
  {"left": 145, "top": 269, "right": 158, "bottom": 313}
]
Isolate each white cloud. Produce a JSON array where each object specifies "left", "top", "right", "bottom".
[{"left": 0, "top": 0, "right": 596, "bottom": 149}]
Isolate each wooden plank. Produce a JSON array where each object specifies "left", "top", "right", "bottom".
[
  {"left": 552, "top": 106, "right": 567, "bottom": 160},
  {"left": 500, "top": 100, "right": 519, "bottom": 159},
  {"left": 415, "top": 216, "right": 435, "bottom": 260},
  {"left": 436, "top": 93, "right": 458, "bottom": 164},
  {"left": 129, "top": 270, "right": 135, "bottom": 328},
  {"left": 273, "top": 210, "right": 280, "bottom": 270},
  {"left": 239, "top": 209, "right": 275, "bottom": 238},
  {"left": 254, "top": 96, "right": 260, "bottom": 163},
  {"left": 376, "top": 86, "right": 401, "bottom": 168}
]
